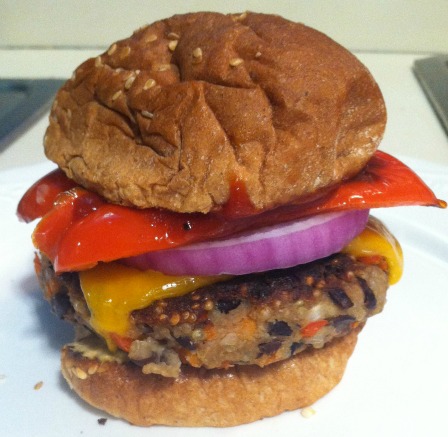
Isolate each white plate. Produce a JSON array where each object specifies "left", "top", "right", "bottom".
[{"left": 1, "top": 160, "right": 447, "bottom": 437}]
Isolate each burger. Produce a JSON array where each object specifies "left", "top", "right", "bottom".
[{"left": 17, "top": 12, "right": 444, "bottom": 427}]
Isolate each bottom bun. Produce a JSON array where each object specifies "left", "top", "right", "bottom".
[{"left": 61, "top": 329, "right": 360, "bottom": 427}]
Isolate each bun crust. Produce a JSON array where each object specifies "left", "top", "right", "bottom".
[
  {"left": 45, "top": 12, "right": 386, "bottom": 213},
  {"left": 61, "top": 330, "right": 359, "bottom": 427}
]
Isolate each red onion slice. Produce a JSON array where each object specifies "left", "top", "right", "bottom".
[{"left": 125, "top": 210, "right": 370, "bottom": 276}]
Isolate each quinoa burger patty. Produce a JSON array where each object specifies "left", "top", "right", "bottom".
[{"left": 37, "top": 252, "right": 388, "bottom": 378}]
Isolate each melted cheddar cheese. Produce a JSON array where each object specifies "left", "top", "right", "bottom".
[
  {"left": 79, "top": 216, "right": 403, "bottom": 348},
  {"left": 343, "top": 216, "right": 403, "bottom": 284},
  {"left": 79, "top": 263, "right": 226, "bottom": 343}
]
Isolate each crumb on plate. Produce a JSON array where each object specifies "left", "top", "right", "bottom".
[
  {"left": 34, "top": 381, "right": 44, "bottom": 390},
  {"left": 300, "top": 406, "right": 316, "bottom": 418}
]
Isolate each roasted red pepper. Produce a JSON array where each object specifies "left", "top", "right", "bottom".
[
  {"left": 109, "top": 333, "right": 133, "bottom": 352},
  {"left": 17, "top": 168, "right": 78, "bottom": 223}
]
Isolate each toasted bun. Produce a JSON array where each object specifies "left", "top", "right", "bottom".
[
  {"left": 45, "top": 12, "right": 386, "bottom": 213},
  {"left": 61, "top": 329, "right": 359, "bottom": 427}
]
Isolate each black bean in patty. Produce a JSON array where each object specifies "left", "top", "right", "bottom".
[
  {"left": 357, "top": 276, "right": 377, "bottom": 310},
  {"left": 216, "top": 298, "right": 242, "bottom": 314},
  {"left": 268, "top": 321, "right": 293, "bottom": 337},
  {"left": 290, "top": 341, "right": 305, "bottom": 355},
  {"left": 327, "top": 287, "right": 354, "bottom": 309},
  {"left": 258, "top": 340, "right": 282, "bottom": 356},
  {"left": 175, "top": 336, "right": 196, "bottom": 351},
  {"left": 330, "top": 315, "right": 356, "bottom": 334}
]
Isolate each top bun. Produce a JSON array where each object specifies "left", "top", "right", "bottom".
[{"left": 44, "top": 12, "right": 386, "bottom": 213}]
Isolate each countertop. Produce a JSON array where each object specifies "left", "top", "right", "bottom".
[{"left": 0, "top": 49, "right": 447, "bottom": 171}]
